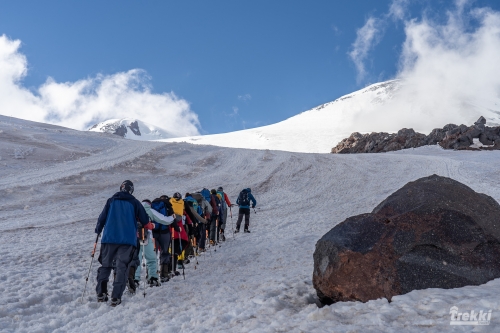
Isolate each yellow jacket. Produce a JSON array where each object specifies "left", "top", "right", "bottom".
[{"left": 170, "top": 198, "right": 185, "bottom": 216}]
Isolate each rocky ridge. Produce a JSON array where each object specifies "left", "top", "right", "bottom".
[{"left": 331, "top": 116, "right": 500, "bottom": 153}]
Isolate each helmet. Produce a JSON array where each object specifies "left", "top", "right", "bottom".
[
  {"left": 120, "top": 180, "right": 134, "bottom": 194},
  {"left": 217, "top": 186, "right": 223, "bottom": 192},
  {"left": 173, "top": 192, "right": 182, "bottom": 200}
]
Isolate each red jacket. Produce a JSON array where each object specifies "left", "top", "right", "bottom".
[
  {"left": 223, "top": 193, "right": 231, "bottom": 206},
  {"left": 170, "top": 219, "right": 188, "bottom": 242}
]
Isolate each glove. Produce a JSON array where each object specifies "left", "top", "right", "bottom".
[
  {"left": 144, "top": 222, "right": 155, "bottom": 230},
  {"left": 171, "top": 222, "right": 181, "bottom": 233}
]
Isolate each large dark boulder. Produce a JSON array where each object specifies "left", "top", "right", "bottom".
[{"left": 313, "top": 175, "right": 500, "bottom": 305}]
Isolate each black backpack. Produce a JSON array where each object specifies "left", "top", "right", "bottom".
[{"left": 238, "top": 190, "right": 250, "bottom": 207}]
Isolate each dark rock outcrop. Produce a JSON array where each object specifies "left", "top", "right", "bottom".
[
  {"left": 313, "top": 175, "right": 500, "bottom": 305},
  {"left": 128, "top": 121, "right": 141, "bottom": 136},
  {"left": 331, "top": 116, "right": 500, "bottom": 153},
  {"left": 114, "top": 124, "right": 128, "bottom": 137}
]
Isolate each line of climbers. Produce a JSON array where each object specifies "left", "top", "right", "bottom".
[{"left": 93, "top": 180, "right": 257, "bottom": 306}]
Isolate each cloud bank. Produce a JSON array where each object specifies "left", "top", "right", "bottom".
[
  {"left": 348, "top": 0, "right": 500, "bottom": 133},
  {"left": 0, "top": 35, "right": 200, "bottom": 137}
]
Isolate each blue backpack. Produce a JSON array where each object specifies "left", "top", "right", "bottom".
[
  {"left": 200, "top": 188, "right": 211, "bottom": 202},
  {"left": 151, "top": 198, "right": 173, "bottom": 232}
]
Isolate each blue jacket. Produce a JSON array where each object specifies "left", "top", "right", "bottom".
[
  {"left": 95, "top": 192, "right": 149, "bottom": 246},
  {"left": 236, "top": 188, "right": 256, "bottom": 209}
]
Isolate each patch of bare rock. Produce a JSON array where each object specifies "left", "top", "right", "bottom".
[{"left": 331, "top": 116, "right": 500, "bottom": 153}]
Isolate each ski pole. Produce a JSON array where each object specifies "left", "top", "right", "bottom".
[{"left": 81, "top": 233, "right": 100, "bottom": 303}]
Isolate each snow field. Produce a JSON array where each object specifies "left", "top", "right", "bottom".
[{"left": 1, "top": 117, "right": 500, "bottom": 332}]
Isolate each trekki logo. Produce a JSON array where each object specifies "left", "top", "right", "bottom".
[{"left": 449, "top": 306, "right": 492, "bottom": 325}]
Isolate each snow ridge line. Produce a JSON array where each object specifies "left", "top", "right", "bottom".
[{"left": 0, "top": 140, "right": 159, "bottom": 191}]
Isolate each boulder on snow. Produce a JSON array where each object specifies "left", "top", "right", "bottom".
[{"left": 313, "top": 175, "right": 500, "bottom": 305}]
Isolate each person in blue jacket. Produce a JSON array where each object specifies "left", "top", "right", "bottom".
[
  {"left": 94, "top": 180, "right": 149, "bottom": 306},
  {"left": 235, "top": 188, "right": 257, "bottom": 233}
]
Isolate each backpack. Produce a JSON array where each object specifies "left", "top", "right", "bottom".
[
  {"left": 192, "top": 192, "right": 212, "bottom": 216},
  {"left": 212, "top": 193, "right": 221, "bottom": 211},
  {"left": 200, "top": 188, "right": 211, "bottom": 202},
  {"left": 237, "top": 190, "right": 250, "bottom": 207},
  {"left": 185, "top": 197, "right": 204, "bottom": 217},
  {"left": 151, "top": 198, "right": 174, "bottom": 232},
  {"left": 217, "top": 191, "right": 226, "bottom": 211}
]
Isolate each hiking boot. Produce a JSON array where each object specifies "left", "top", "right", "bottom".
[
  {"left": 160, "top": 276, "right": 170, "bottom": 283},
  {"left": 148, "top": 277, "right": 161, "bottom": 287},
  {"left": 110, "top": 298, "right": 121, "bottom": 307},
  {"left": 127, "top": 277, "right": 136, "bottom": 294},
  {"left": 221, "top": 234, "right": 226, "bottom": 241},
  {"left": 244, "top": 229, "right": 250, "bottom": 233},
  {"left": 184, "top": 259, "right": 190, "bottom": 265},
  {"left": 97, "top": 293, "right": 108, "bottom": 302},
  {"left": 173, "top": 271, "right": 181, "bottom": 276},
  {"left": 234, "top": 229, "right": 240, "bottom": 233}
]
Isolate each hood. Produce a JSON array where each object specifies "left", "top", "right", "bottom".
[{"left": 112, "top": 191, "right": 135, "bottom": 200}]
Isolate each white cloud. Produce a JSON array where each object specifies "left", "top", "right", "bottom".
[
  {"left": 0, "top": 35, "right": 200, "bottom": 137},
  {"left": 350, "top": 2, "right": 500, "bottom": 133},
  {"left": 238, "top": 94, "right": 251, "bottom": 101},
  {"left": 349, "top": 17, "right": 384, "bottom": 82},
  {"left": 388, "top": 0, "right": 410, "bottom": 21}
]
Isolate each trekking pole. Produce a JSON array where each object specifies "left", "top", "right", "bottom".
[
  {"left": 230, "top": 206, "right": 235, "bottom": 240},
  {"left": 140, "top": 229, "right": 147, "bottom": 297},
  {"left": 81, "top": 233, "right": 100, "bottom": 303},
  {"left": 214, "top": 218, "right": 218, "bottom": 252},
  {"left": 191, "top": 237, "right": 198, "bottom": 269},
  {"left": 171, "top": 230, "right": 175, "bottom": 279},
  {"left": 179, "top": 235, "right": 185, "bottom": 280},
  {"left": 207, "top": 222, "right": 212, "bottom": 257}
]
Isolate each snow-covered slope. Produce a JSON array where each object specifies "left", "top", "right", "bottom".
[
  {"left": 89, "top": 118, "right": 175, "bottom": 141},
  {"left": 1, "top": 115, "right": 500, "bottom": 332},
  {"left": 164, "top": 80, "right": 500, "bottom": 153}
]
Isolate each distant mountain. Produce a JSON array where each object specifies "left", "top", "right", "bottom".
[
  {"left": 89, "top": 118, "right": 175, "bottom": 141},
  {"left": 163, "top": 80, "right": 500, "bottom": 153}
]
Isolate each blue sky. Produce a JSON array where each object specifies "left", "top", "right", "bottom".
[{"left": 0, "top": 0, "right": 499, "bottom": 135}]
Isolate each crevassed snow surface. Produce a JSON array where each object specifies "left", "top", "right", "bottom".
[
  {"left": 163, "top": 80, "right": 500, "bottom": 153},
  {"left": 1, "top": 115, "right": 499, "bottom": 332}
]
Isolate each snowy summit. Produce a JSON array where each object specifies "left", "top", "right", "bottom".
[
  {"left": 89, "top": 118, "right": 176, "bottom": 141},
  {"left": 164, "top": 80, "right": 500, "bottom": 153}
]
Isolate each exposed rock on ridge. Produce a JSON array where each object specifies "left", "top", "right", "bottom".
[{"left": 331, "top": 116, "right": 500, "bottom": 153}]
